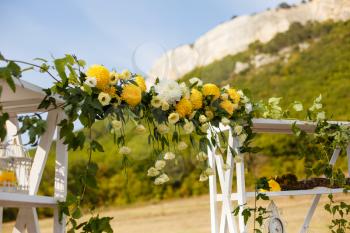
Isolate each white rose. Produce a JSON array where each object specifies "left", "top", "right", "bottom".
[
  {"left": 164, "top": 152, "right": 176, "bottom": 160},
  {"left": 161, "top": 101, "right": 169, "bottom": 111},
  {"left": 221, "top": 117, "right": 230, "bottom": 126},
  {"left": 234, "top": 125, "right": 243, "bottom": 135},
  {"left": 135, "top": 124, "right": 146, "bottom": 134},
  {"left": 154, "top": 173, "right": 170, "bottom": 185},
  {"left": 155, "top": 160, "right": 166, "bottom": 170},
  {"left": 178, "top": 141, "right": 188, "bottom": 151},
  {"left": 121, "top": 69, "right": 131, "bottom": 79},
  {"left": 98, "top": 92, "right": 111, "bottom": 106},
  {"left": 183, "top": 121, "right": 194, "bottom": 134},
  {"left": 200, "top": 123, "right": 210, "bottom": 133},
  {"left": 119, "top": 146, "right": 131, "bottom": 155},
  {"left": 205, "top": 110, "right": 214, "bottom": 120},
  {"left": 196, "top": 152, "right": 208, "bottom": 161},
  {"left": 109, "top": 71, "right": 118, "bottom": 85},
  {"left": 199, "top": 115, "right": 207, "bottom": 123},
  {"left": 157, "top": 124, "right": 170, "bottom": 134},
  {"left": 168, "top": 112, "right": 180, "bottom": 124},
  {"left": 111, "top": 120, "right": 122, "bottom": 130},
  {"left": 317, "top": 111, "right": 326, "bottom": 121},
  {"left": 84, "top": 77, "right": 97, "bottom": 87},
  {"left": 147, "top": 167, "right": 160, "bottom": 177},
  {"left": 245, "top": 103, "right": 253, "bottom": 113},
  {"left": 238, "top": 133, "right": 247, "bottom": 147},
  {"left": 189, "top": 77, "right": 203, "bottom": 86},
  {"left": 151, "top": 96, "right": 162, "bottom": 108}
]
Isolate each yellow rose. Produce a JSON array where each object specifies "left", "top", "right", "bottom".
[
  {"left": 168, "top": 112, "right": 180, "bottom": 124},
  {"left": 220, "top": 100, "right": 236, "bottom": 115},
  {"left": 121, "top": 84, "right": 142, "bottom": 106},
  {"left": 135, "top": 75, "right": 147, "bottom": 92},
  {"left": 268, "top": 179, "right": 281, "bottom": 192},
  {"left": 227, "top": 88, "right": 240, "bottom": 104},
  {"left": 86, "top": 64, "right": 110, "bottom": 89},
  {"left": 176, "top": 98, "right": 193, "bottom": 118},
  {"left": 190, "top": 88, "right": 203, "bottom": 110},
  {"left": 202, "top": 83, "right": 220, "bottom": 100}
]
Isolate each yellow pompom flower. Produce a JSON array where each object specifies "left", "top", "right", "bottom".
[
  {"left": 268, "top": 179, "right": 281, "bottom": 192},
  {"left": 202, "top": 83, "right": 220, "bottom": 100},
  {"left": 121, "top": 84, "right": 142, "bottom": 106},
  {"left": 176, "top": 98, "right": 193, "bottom": 118},
  {"left": 220, "top": 100, "right": 235, "bottom": 115},
  {"left": 103, "top": 86, "right": 117, "bottom": 97},
  {"left": 135, "top": 75, "right": 147, "bottom": 92},
  {"left": 190, "top": 88, "right": 203, "bottom": 110},
  {"left": 86, "top": 65, "right": 110, "bottom": 89},
  {"left": 227, "top": 88, "right": 240, "bottom": 104}
]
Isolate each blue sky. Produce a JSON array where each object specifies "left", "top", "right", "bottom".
[{"left": 1, "top": 0, "right": 300, "bottom": 87}]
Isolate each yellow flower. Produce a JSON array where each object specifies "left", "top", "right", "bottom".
[
  {"left": 190, "top": 88, "right": 203, "bottom": 110},
  {"left": 220, "top": 100, "right": 235, "bottom": 115},
  {"left": 86, "top": 64, "right": 110, "bottom": 89},
  {"left": 135, "top": 75, "right": 147, "bottom": 92},
  {"left": 168, "top": 112, "right": 180, "bottom": 124},
  {"left": 176, "top": 98, "right": 193, "bottom": 118},
  {"left": 202, "top": 83, "right": 220, "bottom": 100},
  {"left": 103, "top": 86, "right": 116, "bottom": 97},
  {"left": 268, "top": 179, "right": 281, "bottom": 192},
  {"left": 121, "top": 84, "right": 142, "bottom": 106},
  {"left": 120, "top": 69, "right": 131, "bottom": 80},
  {"left": 0, "top": 171, "right": 16, "bottom": 182},
  {"left": 98, "top": 92, "right": 111, "bottom": 106},
  {"left": 227, "top": 88, "right": 240, "bottom": 104}
]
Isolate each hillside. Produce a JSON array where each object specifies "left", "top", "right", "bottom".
[{"left": 150, "top": 0, "right": 350, "bottom": 80}]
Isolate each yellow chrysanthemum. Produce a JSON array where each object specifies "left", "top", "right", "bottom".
[
  {"left": 190, "top": 88, "right": 203, "bottom": 110},
  {"left": 103, "top": 86, "right": 117, "bottom": 97},
  {"left": 86, "top": 64, "right": 110, "bottom": 89},
  {"left": 227, "top": 88, "right": 240, "bottom": 104},
  {"left": 220, "top": 100, "right": 235, "bottom": 115},
  {"left": 176, "top": 98, "right": 193, "bottom": 118},
  {"left": 268, "top": 179, "right": 281, "bottom": 192},
  {"left": 121, "top": 84, "right": 142, "bottom": 107},
  {"left": 202, "top": 83, "right": 220, "bottom": 100},
  {"left": 135, "top": 76, "right": 147, "bottom": 92}
]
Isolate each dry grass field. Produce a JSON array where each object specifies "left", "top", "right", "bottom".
[{"left": 3, "top": 194, "right": 350, "bottom": 233}]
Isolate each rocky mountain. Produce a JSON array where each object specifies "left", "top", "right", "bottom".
[{"left": 149, "top": 0, "right": 350, "bottom": 80}]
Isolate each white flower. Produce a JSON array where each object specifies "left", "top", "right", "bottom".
[
  {"left": 196, "top": 152, "right": 208, "bottom": 161},
  {"left": 119, "top": 146, "right": 131, "bottom": 155},
  {"left": 238, "top": 133, "right": 247, "bottom": 147},
  {"left": 147, "top": 167, "right": 160, "bottom": 177},
  {"left": 109, "top": 71, "right": 118, "bottom": 85},
  {"left": 245, "top": 103, "right": 253, "bottom": 113},
  {"left": 221, "top": 117, "right": 230, "bottom": 126},
  {"left": 155, "top": 80, "right": 182, "bottom": 104},
  {"left": 164, "top": 152, "right": 175, "bottom": 160},
  {"left": 168, "top": 112, "right": 180, "bottom": 124},
  {"left": 293, "top": 101, "right": 303, "bottom": 112},
  {"left": 154, "top": 173, "right": 170, "bottom": 185},
  {"left": 179, "top": 82, "right": 190, "bottom": 98},
  {"left": 157, "top": 124, "right": 170, "bottom": 134},
  {"left": 237, "top": 90, "right": 250, "bottom": 103},
  {"left": 221, "top": 93, "right": 229, "bottom": 100},
  {"left": 234, "top": 125, "right": 243, "bottom": 135},
  {"left": 111, "top": 120, "right": 122, "bottom": 130},
  {"left": 151, "top": 96, "right": 162, "bottom": 108},
  {"left": 155, "top": 160, "right": 166, "bottom": 170},
  {"left": 317, "top": 111, "right": 326, "bottom": 121},
  {"left": 183, "top": 121, "right": 194, "bottom": 134},
  {"left": 189, "top": 77, "right": 203, "bottom": 86},
  {"left": 205, "top": 167, "right": 214, "bottom": 176},
  {"left": 199, "top": 173, "right": 208, "bottom": 182},
  {"left": 161, "top": 101, "right": 169, "bottom": 111},
  {"left": 199, "top": 115, "right": 207, "bottom": 123},
  {"left": 98, "top": 92, "right": 111, "bottom": 106},
  {"left": 135, "top": 124, "right": 146, "bottom": 134},
  {"left": 200, "top": 123, "right": 210, "bottom": 133},
  {"left": 121, "top": 69, "right": 131, "bottom": 79},
  {"left": 205, "top": 110, "right": 214, "bottom": 120},
  {"left": 84, "top": 77, "right": 97, "bottom": 87},
  {"left": 178, "top": 141, "right": 188, "bottom": 151}
]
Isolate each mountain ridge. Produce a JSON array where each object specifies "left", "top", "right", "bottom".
[{"left": 149, "top": 0, "right": 350, "bottom": 80}]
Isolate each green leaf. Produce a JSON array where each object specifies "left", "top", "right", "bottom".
[
  {"left": 0, "top": 113, "right": 9, "bottom": 141},
  {"left": 54, "top": 58, "right": 68, "bottom": 83},
  {"left": 91, "top": 140, "right": 104, "bottom": 152}
]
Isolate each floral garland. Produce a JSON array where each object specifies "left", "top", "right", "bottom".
[{"left": 0, "top": 54, "right": 349, "bottom": 232}]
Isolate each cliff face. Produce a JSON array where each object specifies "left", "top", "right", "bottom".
[{"left": 149, "top": 0, "right": 350, "bottom": 80}]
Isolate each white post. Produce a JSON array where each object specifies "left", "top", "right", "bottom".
[
  {"left": 54, "top": 110, "right": 68, "bottom": 233},
  {"left": 235, "top": 137, "right": 246, "bottom": 233},
  {"left": 347, "top": 144, "right": 350, "bottom": 177},
  {"left": 208, "top": 130, "right": 219, "bottom": 233},
  {"left": 299, "top": 148, "right": 341, "bottom": 233}
]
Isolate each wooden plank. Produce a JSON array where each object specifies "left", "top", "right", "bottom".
[
  {"left": 235, "top": 143, "right": 247, "bottom": 233},
  {"left": 0, "top": 192, "right": 56, "bottom": 208}
]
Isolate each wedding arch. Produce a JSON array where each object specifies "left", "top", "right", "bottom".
[{"left": 0, "top": 54, "right": 349, "bottom": 233}]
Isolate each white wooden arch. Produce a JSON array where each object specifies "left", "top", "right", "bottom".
[
  {"left": 208, "top": 119, "right": 350, "bottom": 233},
  {"left": 0, "top": 79, "right": 67, "bottom": 233}
]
